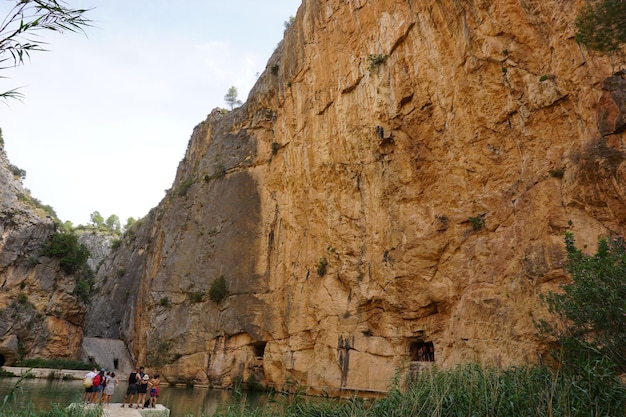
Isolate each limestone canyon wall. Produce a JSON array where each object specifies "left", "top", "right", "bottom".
[
  {"left": 87, "top": 0, "right": 626, "bottom": 393},
  {"left": 0, "top": 144, "right": 101, "bottom": 363}
]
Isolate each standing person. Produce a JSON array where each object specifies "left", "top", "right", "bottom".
[
  {"left": 82, "top": 368, "right": 97, "bottom": 403},
  {"left": 148, "top": 374, "right": 161, "bottom": 408},
  {"left": 136, "top": 374, "right": 149, "bottom": 409},
  {"left": 121, "top": 367, "right": 139, "bottom": 407},
  {"left": 90, "top": 369, "right": 105, "bottom": 403},
  {"left": 101, "top": 372, "right": 118, "bottom": 404}
]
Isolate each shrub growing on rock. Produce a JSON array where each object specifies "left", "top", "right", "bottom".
[
  {"left": 209, "top": 275, "right": 228, "bottom": 304},
  {"left": 540, "top": 232, "right": 626, "bottom": 374}
]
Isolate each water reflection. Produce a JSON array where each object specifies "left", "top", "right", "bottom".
[{"left": 0, "top": 377, "right": 264, "bottom": 416}]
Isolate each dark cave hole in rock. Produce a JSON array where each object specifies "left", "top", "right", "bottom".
[
  {"left": 410, "top": 341, "right": 434, "bottom": 362},
  {"left": 252, "top": 342, "right": 266, "bottom": 359}
]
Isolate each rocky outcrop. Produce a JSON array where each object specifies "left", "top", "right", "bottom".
[
  {"left": 86, "top": 0, "right": 625, "bottom": 393},
  {"left": 0, "top": 141, "right": 115, "bottom": 364},
  {"left": 80, "top": 337, "right": 134, "bottom": 373},
  {"left": 598, "top": 70, "right": 626, "bottom": 137}
]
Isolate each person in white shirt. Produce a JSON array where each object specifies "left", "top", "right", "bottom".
[{"left": 82, "top": 368, "right": 97, "bottom": 403}]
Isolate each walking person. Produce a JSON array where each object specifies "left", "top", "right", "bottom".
[{"left": 121, "top": 367, "right": 139, "bottom": 407}]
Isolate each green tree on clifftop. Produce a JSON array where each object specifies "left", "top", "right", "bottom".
[
  {"left": 224, "top": 85, "right": 242, "bottom": 110},
  {"left": 105, "top": 214, "right": 121, "bottom": 233},
  {"left": 89, "top": 210, "right": 104, "bottom": 227}
]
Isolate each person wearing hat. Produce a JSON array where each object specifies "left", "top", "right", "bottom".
[{"left": 136, "top": 373, "right": 150, "bottom": 409}]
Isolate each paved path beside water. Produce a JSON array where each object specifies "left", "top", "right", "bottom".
[{"left": 73, "top": 403, "right": 170, "bottom": 417}]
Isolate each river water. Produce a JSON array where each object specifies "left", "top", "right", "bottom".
[{"left": 0, "top": 377, "right": 267, "bottom": 416}]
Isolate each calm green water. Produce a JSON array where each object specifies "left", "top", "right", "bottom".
[{"left": 0, "top": 377, "right": 265, "bottom": 416}]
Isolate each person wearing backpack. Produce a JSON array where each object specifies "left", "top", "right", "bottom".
[
  {"left": 90, "top": 369, "right": 105, "bottom": 403},
  {"left": 101, "top": 372, "right": 118, "bottom": 404}
]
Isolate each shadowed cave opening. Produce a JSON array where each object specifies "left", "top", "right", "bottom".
[
  {"left": 410, "top": 341, "right": 434, "bottom": 362},
  {"left": 251, "top": 341, "right": 266, "bottom": 359}
]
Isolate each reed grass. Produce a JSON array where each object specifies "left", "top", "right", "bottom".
[
  {"left": 0, "top": 403, "right": 102, "bottom": 417},
  {"left": 0, "top": 370, "right": 103, "bottom": 417},
  {"left": 212, "top": 364, "right": 625, "bottom": 417}
]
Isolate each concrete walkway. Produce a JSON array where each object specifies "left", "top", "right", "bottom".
[{"left": 72, "top": 403, "right": 170, "bottom": 417}]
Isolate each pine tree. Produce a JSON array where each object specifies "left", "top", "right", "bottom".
[{"left": 224, "top": 86, "right": 242, "bottom": 110}]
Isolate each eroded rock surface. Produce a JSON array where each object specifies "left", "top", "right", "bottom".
[
  {"left": 85, "top": 0, "right": 625, "bottom": 393},
  {"left": 0, "top": 144, "right": 86, "bottom": 362}
]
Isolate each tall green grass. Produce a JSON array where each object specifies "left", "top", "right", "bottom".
[
  {"left": 0, "top": 403, "right": 102, "bottom": 417},
  {"left": 212, "top": 364, "right": 625, "bottom": 417},
  {"left": 0, "top": 370, "right": 102, "bottom": 417},
  {"left": 376, "top": 364, "right": 624, "bottom": 417}
]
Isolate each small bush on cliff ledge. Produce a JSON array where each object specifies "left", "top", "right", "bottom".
[
  {"left": 41, "top": 231, "right": 89, "bottom": 275},
  {"left": 40, "top": 231, "right": 94, "bottom": 302},
  {"left": 177, "top": 178, "right": 194, "bottom": 197},
  {"left": 576, "top": 0, "right": 626, "bottom": 53},
  {"left": 368, "top": 54, "right": 387, "bottom": 72},
  {"left": 549, "top": 167, "right": 565, "bottom": 178},
  {"left": 317, "top": 257, "right": 328, "bottom": 277},
  {"left": 209, "top": 275, "right": 228, "bottom": 304},
  {"left": 468, "top": 215, "right": 485, "bottom": 231},
  {"left": 189, "top": 291, "right": 204, "bottom": 303}
]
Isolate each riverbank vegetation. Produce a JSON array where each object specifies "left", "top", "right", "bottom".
[
  {"left": 12, "top": 359, "right": 99, "bottom": 371},
  {"left": 0, "top": 403, "right": 102, "bottom": 417},
  {"left": 0, "top": 371, "right": 102, "bottom": 417},
  {"left": 213, "top": 363, "right": 624, "bottom": 417}
]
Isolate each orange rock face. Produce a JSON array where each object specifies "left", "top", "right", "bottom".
[{"left": 90, "top": 0, "right": 626, "bottom": 393}]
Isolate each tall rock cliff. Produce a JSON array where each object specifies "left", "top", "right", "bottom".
[
  {"left": 0, "top": 138, "right": 113, "bottom": 364},
  {"left": 87, "top": 0, "right": 625, "bottom": 393}
]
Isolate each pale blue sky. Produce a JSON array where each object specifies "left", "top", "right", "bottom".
[{"left": 0, "top": 0, "right": 301, "bottom": 225}]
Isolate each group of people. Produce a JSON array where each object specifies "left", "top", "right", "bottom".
[
  {"left": 120, "top": 366, "right": 161, "bottom": 409},
  {"left": 82, "top": 368, "right": 118, "bottom": 404},
  {"left": 82, "top": 365, "right": 161, "bottom": 408}
]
